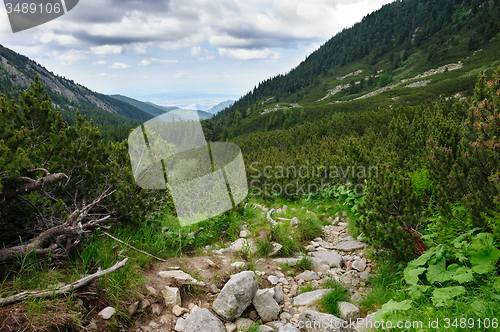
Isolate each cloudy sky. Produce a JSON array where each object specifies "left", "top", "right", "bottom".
[{"left": 0, "top": 0, "right": 393, "bottom": 109}]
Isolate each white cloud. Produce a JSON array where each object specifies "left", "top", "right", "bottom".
[
  {"left": 91, "top": 45, "right": 124, "bottom": 56},
  {"left": 138, "top": 58, "right": 178, "bottom": 66},
  {"left": 52, "top": 50, "right": 87, "bottom": 65},
  {"left": 191, "top": 46, "right": 215, "bottom": 60},
  {"left": 109, "top": 62, "right": 130, "bottom": 69},
  {"left": 218, "top": 48, "right": 279, "bottom": 60},
  {"left": 92, "top": 60, "right": 107, "bottom": 65},
  {"left": 174, "top": 72, "right": 188, "bottom": 79}
]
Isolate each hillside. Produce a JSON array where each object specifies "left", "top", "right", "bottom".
[
  {"left": 0, "top": 44, "right": 153, "bottom": 141},
  {"left": 205, "top": 0, "right": 500, "bottom": 141}
]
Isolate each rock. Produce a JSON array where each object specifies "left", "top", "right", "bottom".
[
  {"left": 290, "top": 217, "right": 299, "bottom": 227},
  {"left": 332, "top": 217, "right": 340, "bottom": 225},
  {"left": 249, "top": 310, "right": 258, "bottom": 319},
  {"left": 86, "top": 318, "right": 97, "bottom": 330},
  {"left": 273, "top": 257, "right": 301, "bottom": 266},
  {"left": 259, "top": 325, "right": 277, "bottom": 332},
  {"left": 268, "top": 275, "right": 279, "bottom": 285},
  {"left": 350, "top": 293, "right": 363, "bottom": 303},
  {"left": 184, "top": 308, "right": 226, "bottom": 332},
  {"left": 296, "top": 270, "right": 320, "bottom": 281},
  {"left": 299, "top": 310, "right": 351, "bottom": 331},
  {"left": 149, "top": 321, "right": 160, "bottom": 328},
  {"left": 274, "top": 286, "right": 284, "bottom": 303},
  {"left": 275, "top": 271, "right": 285, "bottom": 277},
  {"left": 231, "top": 261, "right": 246, "bottom": 268},
  {"left": 204, "top": 258, "right": 217, "bottom": 267},
  {"left": 174, "top": 317, "right": 187, "bottom": 332},
  {"left": 277, "top": 323, "right": 300, "bottom": 332},
  {"left": 306, "top": 245, "right": 316, "bottom": 252},
  {"left": 128, "top": 301, "right": 139, "bottom": 317},
  {"left": 332, "top": 240, "right": 366, "bottom": 251},
  {"left": 225, "top": 323, "right": 237, "bottom": 332},
  {"left": 356, "top": 311, "right": 376, "bottom": 331},
  {"left": 224, "top": 238, "right": 256, "bottom": 253},
  {"left": 240, "top": 230, "right": 249, "bottom": 238},
  {"left": 352, "top": 258, "right": 367, "bottom": 272},
  {"left": 160, "top": 314, "right": 174, "bottom": 324},
  {"left": 151, "top": 303, "right": 162, "bottom": 315},
  {"left": 235, "top": 318, "right": 254, "bottom": 330},
  {"left": 161, "top": 286, "right": 181, "bottom": 308},
  {"left": 253, "top": 289, "right": 281, "bottom": 322},
  {"left": 212, "top": 271, "right": 258, "bottom": 320},
  {"left": 359, "top": 271, "right": 371, "bottom": 281},
  {"left": 338, "top": 302, "right": 360, "bottom": 323},
  {"left": 270, "top": 242, "right": 283, "bottom": 256},
  {"left": 311, "top": 251, "right": 343, "bottom": 268},
  {"left": 173, "top": 305, "right": 188, "bottom": 316},
  {"left": 98, "top": 307, "right": 115, "bottom": 320},
  {"left": 340, "top": 236, "right": 355, "bottom": 242},
  {"left": 292, "top": 289, "right": 331, "bottom": 306},
  {"left": 158, "top": 270, "right": 205, "bottom": 286},
  {"left": 311, "top": 241, "right": 320, "bottom": 248},
  {"left": 211, "top": 284, "right": 220, "bottom": 293},
  {"left": 145, "top": 285, "right": 157, "bottom": 295},
  {"left": 141, "top": 298, "right": 151, "bottom": 310}
]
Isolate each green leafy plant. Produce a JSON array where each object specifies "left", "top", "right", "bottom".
[{"left": 402, "top": 229, "right": 500, "bottom": 306}]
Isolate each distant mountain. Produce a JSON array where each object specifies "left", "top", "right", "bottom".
[
  {"left": 207, "top": 100, "right": 234, "bottom": 115},
  {"left": 109, "top": 94, "right": 168, "bottom": 117},
  {"left": 0, "top": 44, "right": 152, "bottom": 123},
  {"left": 110, "top": 94, "right": 213, "bottom": 120}
]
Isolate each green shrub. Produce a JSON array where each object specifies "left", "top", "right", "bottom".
[
  {"left": 256, "top": 238, "right": 272, "bottom": 258},
  {"left": 272, "top": 222, "right": 298, "bottom": 256}
]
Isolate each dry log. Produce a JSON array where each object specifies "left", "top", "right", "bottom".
[{"left": 0, "top": 257, "right": 128, "bottom": 306}]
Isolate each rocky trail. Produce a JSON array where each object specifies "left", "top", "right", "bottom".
[{"left": 89, "top": 205, "right": 378, "bottom": 332}]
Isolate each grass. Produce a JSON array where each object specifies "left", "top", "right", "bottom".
[
  {"left": 316, "top": 279, "right": 350, "bottom": 317},
  {"left": 299, "top": 282, "right": 317, "bottom": 294}
]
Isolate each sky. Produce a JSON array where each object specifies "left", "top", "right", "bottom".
[{"left": 0, "top": 0, "right": 394, "bottom": 110}]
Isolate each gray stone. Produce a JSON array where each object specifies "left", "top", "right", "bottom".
[
  {"left": 128, "top": 301, "right": 139, "bottom": 317},
  {"left": 350, "top": 293, "right": 363, "bottom": 303},
  {"left": 98, "top": 307, "right": 115, "bottom": 320},
  {"left": 211, "top": 283, "right": 220, "bottom": 293},
  {"left": 332, "top": 241, "right": 366, "bottom": 251},
  {"left": 212, "top": 271, "right": 258, "bottom": 320},
  {"left": 338, "top": 302, "right": 360, "bottom": 323},
  {"left": 359, "top": 271, "right": 371, "bottom": 281},
  {"left": 340, "top": 236, "right": 355, "bottom": 242},
  {"left": 290, "top": 217, "right": 299, "bottom": 226},
  {"left": 225, "top": 238, "right": 256, "bottom": 253},
  {"left": 235, "top": 318, "right": 254, "bottom": 330},
  {"left": 270, "top": 242, "right": 283, "bottom": 257},
  {"left": 332, "top": 217, "right": 340, "bottom": 225},
  {"left": 311, "top": 251, "right": 343, "bottom": 268},
  {"left": 352, "top": 258, "right": 366, "bottom": 272},
  {"left": 253, "top": 289, "right": 281, "bottom": 322},
  {"left": 174, "top": 317, "right": 187, "bottom": 332},
  {"left": 158, "top": 270, "right": 205, "bottom": 286},
  {"left": 274, "top": 286, "right": 284, "bottom": 303},
  {"left": 299, "top": 310, "right": 352, "bottom": 331},
  {"left": 292, "top": 289, "right": 331, "bottom": 306},
  {"left": 240, "top": 230, "right": 249, "bottom": 238},
  {"left": 231, "top": 261, "right": 246, "bottom": 268},
  {"left": 161, "top": 286, "right": 181, "bottom": 308},
  {"left": 273, "top": 257, "right": 301, "bottom": 266},
  {"left": 225, "top": 323, "right": 237, "bottom": 332},
  {"left": 296, "top": 270, "right": 320, "bottom": 281},
  {"left": 277, "top": 323, "right": 300, "bottom": 332},
  {"left": 151, "top": 303, "right": 162, "bottom": 315},
  {"left": 259, "top": 325, "right": 276, "bottom": 332},
  {"left": 268, "top": 275, "right": 279, "bottom": 285},
  {"left": 184, "top": 308, "right": 225, "bottom": 332}
]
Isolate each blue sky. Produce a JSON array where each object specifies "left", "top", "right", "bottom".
[{"left": 0, "top": 0, "right": 393, "bottom": 109}]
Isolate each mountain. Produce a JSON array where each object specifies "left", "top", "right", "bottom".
[
  {"left": 207, "top": 100, "right": 235, "bottom": 115},
  {"left": 0, "top": 44, "right": 153, "bottom": 141},
  {"left": 109, "top": 94, "right": 213, "bottom": 120},
  {"left": 204, "top": 0, "right": 500, "bottom": 141}
]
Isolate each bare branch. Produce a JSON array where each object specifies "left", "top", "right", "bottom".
[
  {"left": 0, "top": 258, "right": 128, "bottom": 306},
  {"left": 103, "top": 232, "right": 166, "bottom": 262},
  {"left": 2, "top": 173, "right": 68, "bottom": 197}
]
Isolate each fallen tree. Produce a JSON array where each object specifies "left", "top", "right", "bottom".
[{"left": 0, "top": 257, "right": 128, "bottom": 306}]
